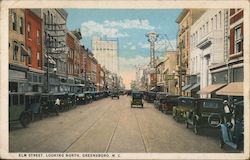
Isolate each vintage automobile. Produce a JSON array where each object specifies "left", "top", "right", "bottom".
[
  {"left": 131, "top": 91, "right": 143, "bottom": 108},
  {"left": 40, "top": 93, "right": 60, "bottom": 116},
  {"left": 185, "top": 98, "right": 225, "bottom": 134},
  {"left": 76, "top": 93, "right": 86, "bottom": 105},
  {"left": 9, "top": 92, "right": 32, "bottom": 127},
  {"left": 172, "top": 97, "right": 195, "bottom": 122},
  {"left": 25, "top": 92, "right": 43, "bottom": 120},
  {"left": 145, "top": 91, "right": 156, "bottom": 103},
  {"left": 84, "top": 91, "right": 93, "bottom": 103},
  {"left": 154, "top": 92, "right": 168, "bottom": 111},
  {"left": 67, "top": 93, "right": 76, "bottom": 109},
  {"left": 111, "top": 91, "right": 120, "bottom": 99},
  {"left": 162, "top": 95, "right": 180, "bottom": 114},
  {"left": 219, "top": 101, "right": 244, "bottom": 150}
]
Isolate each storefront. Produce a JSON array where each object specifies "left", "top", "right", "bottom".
[{"left": 9, "top": 64, "right": 29, "bottom": 92}]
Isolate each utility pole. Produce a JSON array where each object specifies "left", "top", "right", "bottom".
[
  {"left": 45, "top": 22, "right": 66, "bottom": 93},
  {"left": 178, "top": 41, "right": 184, "bottom": 96}
]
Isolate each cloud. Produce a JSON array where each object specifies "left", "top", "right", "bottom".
[
  {"left": 104, "top": 19, "right": 155, "bottom": 30},
  {"left": 130, "top": 45, "right": 136, "bottom": 50},
  {"left": 81, "top": 21, "right": 128, "bottom": 38}
]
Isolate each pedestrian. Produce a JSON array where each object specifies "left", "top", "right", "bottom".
[
  {"left": 223, "top": 100, "right": 231, "bottom": 123},
  {"left": 54, "top": 98, "right": 60, "bottom": 115}
]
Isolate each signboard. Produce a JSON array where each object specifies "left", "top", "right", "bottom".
[{"left": 165, "top": 75, "right": 174, "bottom": 80}]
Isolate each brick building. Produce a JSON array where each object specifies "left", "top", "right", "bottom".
[
  {"left": 215, "top": 9, "right": 243, "bottom": 98},
  {"left": 25, "top": 9, "right": 44, "bottom": 92}
]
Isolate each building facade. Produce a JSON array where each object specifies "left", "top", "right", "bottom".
[
  {"left": 92, "top": 36, "right": 119, "bottom": 74},
  {"left": 9, "top": 9, "right": 29, "bottom": 92},
  {"left": 25, "top": 9, "right": 44, "bottom": 92},
  {"left": 176, "top": 9, "right": 206, "bottom": 96},
  {"left": 189, "top": 9, "right": 227, "bottom": 98}
]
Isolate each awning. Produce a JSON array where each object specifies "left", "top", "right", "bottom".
[
  {"left": 21, "top": 45, "right": 29, "bottom": 56},
  {"left": 198, "top": 83, "right": 226, "bottom": 94},
  {"left": 186, "top": 83, "right": 200, "bottom": 92},
  {"left": 76, "top": 84, "right": 85, "bottom": 87},
  {"left": 216, "top": 82, "right": 243, "bottom": 96},
  {"left": 45, "top": 54, "right": 56, "bottom": 65},
  {"left": 182, "top": 83, "right": 193, "bottom": 91}
]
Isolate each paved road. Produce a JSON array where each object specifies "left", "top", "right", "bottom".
[{"left": 9, "top": 96, "right": 234, "bottom": 153}]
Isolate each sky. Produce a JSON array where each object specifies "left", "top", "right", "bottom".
[{"left": 65, "top": 9, "right": 182, "bottom": 89}]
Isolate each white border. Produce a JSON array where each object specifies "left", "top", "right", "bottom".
[{"left": 0, "top": 0, "right": 249, "bottom": 159}]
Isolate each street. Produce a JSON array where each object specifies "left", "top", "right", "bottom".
[{"left": 10, "top": 96, "right": 233, "bottom": 153}]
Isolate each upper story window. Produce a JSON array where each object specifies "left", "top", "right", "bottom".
[
  {"left": 219, "top": 11, "right": 222, "bottom": 29},
  {"left": 235, "top": 26, "right": 242, "bottom": 53},
  {"left": 37, "top": 52, "right": 41, "bottom": 67},
  {"left": 27, "top": 47, "right": 31, "bottom": 65},
  {"left": 12, "top": 12, "right": 17, "bottom": 31},
  {"left": 13, "top": 42, "right": 18, "bottom": 61},
  {"left": 37, "top": 30, "right": 40, "bottom": 45},
  {"left": 27, "top": 23, "right": 31, "bottom": 38},
  {"left": 20, "top": 44, "right": 25, "bottom": 62},
  {"left": 215, "top": 14, "right": 217, "bottom": 29},
  {"left": 19, "top": 17, "right": 23, "bottom": 34}
]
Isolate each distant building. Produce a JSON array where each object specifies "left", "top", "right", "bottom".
[{"left": 91, "top": 36, "right": 119, "bottom": 74}]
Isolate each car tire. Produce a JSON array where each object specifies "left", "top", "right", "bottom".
[{"left": 20, "top": 113, "right": 31, "bottom": 127}]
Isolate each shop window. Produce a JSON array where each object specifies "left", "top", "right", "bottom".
[
  {"left": 27, "top": 73, "right": 32, "bottom": 81},
  {"left": 9, "top": 82, "right": 18, "bottom": 92},
  {"left": 12, "top": 12, "right": 17, "bottom": 31},
  {"left": 39, "top": 76, "right": 42, "bottom": 83},
  {"left": 234, "top": 26, "right": 242, "bottom": 53},
  {"left": 33, "top": 75, "right": 38, "bottom": 82},
  {"left": 20, "top": 95, "right": 24, "bottom": 105},
  {"left": 13, "top": 95, "right": 18, "bottom": 105}
]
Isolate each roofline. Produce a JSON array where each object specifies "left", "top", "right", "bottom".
[{"left": 175, "top": 9, "right": 189, "bottom": 23}]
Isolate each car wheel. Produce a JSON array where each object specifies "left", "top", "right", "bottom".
[
  {"left": 20, "top": 113, "right": 31, "bottom": 127},
  {"left": 194, "top": 123, "right": 199, "bottom": 135},
  {"left": 219, "top": 133, "right": 224, "bottom": 148}
]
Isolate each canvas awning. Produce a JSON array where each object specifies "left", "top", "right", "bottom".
[
  {"left": 186, "top": 83, "right": 200, "bottom": 92},
  {"left": 216, "top": 82, "right": 243, "bottom": 96},
  {"left": 197, "top": 83, "right": 226, "bottom": 94},
  {"left": 182, "top": 83, "right": 193, "bottom": 91},
  {"left": 21, "top": 45, "right": 29, "bottom": 56},
  {"left": 44, "top": 54, "right": 56, "bottom": 65}
]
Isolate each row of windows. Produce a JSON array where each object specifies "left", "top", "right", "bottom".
[
  {"left": 11, "top": 12, "right": 24, "bottom": 35},
  {"left": 191, "top": 11, "right": 222, "bottom": 47},
  {"left": 11, "top": 11, "right": 41, "bottom": 44}
]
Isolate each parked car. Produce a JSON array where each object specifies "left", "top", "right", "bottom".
[
  {"left": 111, "top": 91, "right": 120, "bottom": 99},
  {"left": 84, "top": 91, "right": 93, "bottom": 103},
  {"left": 67, "top": 93, "right": 76, "bottom": 109},
  {"left": 145, "top": 91, "right": 156, "bottom": 103},
  {"left": 131, "top": 91, "right": 143, "bottom": 108},
  {"left": 162, "top": 95, "right": 180, "bottom": 114},
  {"left": 154, "top": 92, "right": 168, "bottom": 111},
  {"left": 25, "top": 92, "right": 43, "bottom": 120},
  {"left": 185, "top": 98, "right": 225, "bottom": 134},
  {"left": 40, "top": 93, "right": 60, "bottom": 116},
  {"left": 76, "top": 93, "right": 86, "bottom": 105},
  {"left": 219, "top": 101, "right": 244, "bottom": 150},
  {"left": 172, "top": 97, "right": 195, "bottom": 122},
  {"left": 9, "top": 92, "right": 32, "bottom": 127}
]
